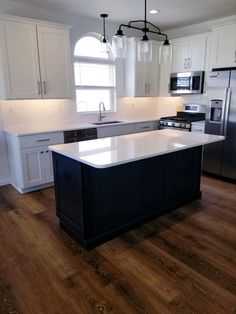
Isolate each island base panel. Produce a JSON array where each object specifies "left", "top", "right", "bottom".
[{"left": 52, "top": 146, "right": 202, "bottom": 249}]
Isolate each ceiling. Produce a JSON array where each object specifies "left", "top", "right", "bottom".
[{"left": 11, "top": 0, "right": 236, "bottom": 30}]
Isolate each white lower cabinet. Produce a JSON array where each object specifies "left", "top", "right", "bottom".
[
  {"left": 21, "top": 147, "right": 53, "bottom": 188},
  {"left": 97, "top": 121, "right": 157, "bottom": 138},
  {"left": 191, "top": 121, "right": 205, "bottom": 133},
  {"left": 6, "top": 122, "right": 158, "bottom": 193},
  {"left": 135, "top": 121, "right": 156, "bottom": 133},
  {"left": 97, "top": 124, "right": 136, "bottom": 138},
  {"left": 6, "top": 131, "right": 64, "bottom": 193}
]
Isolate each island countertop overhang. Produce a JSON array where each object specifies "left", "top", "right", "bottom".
[{"left": 49, "top": 129, "right": 225, "bottom": 169}]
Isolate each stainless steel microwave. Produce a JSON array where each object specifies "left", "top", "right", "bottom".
[{"left": 169, "top": 71, "right": 205, "bottom": 95}]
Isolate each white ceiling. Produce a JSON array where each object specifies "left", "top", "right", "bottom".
[{"left": 11, "top": 0, "right": 236, "bottom": 30}]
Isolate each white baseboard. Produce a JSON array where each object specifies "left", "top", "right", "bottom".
[{"left": 0, "top": 178, "right": 10, "bottom": 186}]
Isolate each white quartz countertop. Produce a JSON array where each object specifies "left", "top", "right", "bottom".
[
  {"left": 4, "top": 119, "right": 158, "bottom": 136},
  {"left": 49, "top": 129, "right": 224, "bottom": 169}
]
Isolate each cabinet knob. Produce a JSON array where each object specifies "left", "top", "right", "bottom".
[{"left": 40, "top": 151, "right": 44, "bottom": 154}]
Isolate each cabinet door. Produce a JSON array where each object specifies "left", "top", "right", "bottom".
[
  {"left": 211, "top": 26, "right": 236, "bottom": 68},
  {"left": 188, "top": 36, "right": 206, "bottom": 71},
  {"left": 0, "top": 21, "right": 41, "bottom": 99},
  {"left": 21, "top": 147, "right": 46, "bottom": 188},
  {"left": 145, "top": 42, "right": 159, "bottom": 96},
  {"left": 134, "top": 59, "right": 146, "bottom": 97},
  {"left": 37, "top": 26, "right": 73, "bottom": 99},
  {"left": 44, "top": 149, "right": 54, "bottom": 182},
  {"left": 172, "top": 40, "right": 188, "bottom": 72},
  {"left": 125, "top": 38, "right": 159, "bottom": 97}
]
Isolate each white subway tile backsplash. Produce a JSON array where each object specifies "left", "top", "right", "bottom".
[{"left": 0, "top": 94, "right": 205, "bottom": 130}]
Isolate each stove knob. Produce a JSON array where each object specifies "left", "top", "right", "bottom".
[
  {"left": 182, "top": 123, "right": 186, "bottom": 127},
  {"left": 171, "top": 122, "right": 175, "bottom": 127}
]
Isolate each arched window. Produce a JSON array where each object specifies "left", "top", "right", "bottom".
[{"left": 73, "top": 33, "right": 116, "bottom": 113}]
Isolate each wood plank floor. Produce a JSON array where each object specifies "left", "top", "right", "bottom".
[{"left": 0, "top": 175, "right": 235, "bottom": 314}]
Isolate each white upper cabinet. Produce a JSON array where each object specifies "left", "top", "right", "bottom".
[
  {"left": 125, "top": 37, "right": 160, "bottom": 97},
  {"left": 37, "top": 26, "right": 73, "bottom": 99},
  {"left": 0, "top": 21, "right": 41, "bottom": 99},
  {"left": 210, "top": 24, "right": 236, "bottom": 69},
  {"left": 0, "top": 16, "right": 73, "bottom": 100},
  {"left": 172, "top": 35, "right": 207, "bottom": 72}
]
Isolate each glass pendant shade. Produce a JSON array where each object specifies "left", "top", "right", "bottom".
[
  {"left": 100, "top": 39, "right": 110, "bottom": 55},
  {"left": 112, "top": 34, "right": 128, "bottom": 59},
  {"left": 159, "top": 43, "right": 172, "bottom": 64},
  {"left": 137, "top": 39, "right": 152, "bottom": 62}
]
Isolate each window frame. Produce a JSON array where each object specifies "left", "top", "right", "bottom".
[{"left": 73, "top": 33, "right": 116, "bottom": 114}]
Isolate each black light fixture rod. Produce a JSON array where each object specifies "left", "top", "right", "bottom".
[
  {"left": 128, "top": 20, "right": 145, "bottom": 26},
  {"left": 146, "top": 21, "right": 161, "bottom": 33},
  {"left": 100, "top": 13, "right": 108, "bottom": 42},
  {"left": 144, "top": 0, "right": 147, "bottom": 37},
  {"left": 119, "top": 24, "right": 144, "bottom": 32},
  {"left": 118, "top": 23, "right": 129, "bottom": 31},
  {"left": 147, "top": 29, "right": 168, "bottom": 40},
  {"left": 115, "top": 0, "right": 170, "bottom": 44}
]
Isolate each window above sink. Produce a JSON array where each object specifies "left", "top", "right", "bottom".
[{"left": 73, "top": 33, "right": 116, "bottom": 113}]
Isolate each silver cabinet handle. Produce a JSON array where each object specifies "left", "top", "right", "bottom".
[
  {"left": 235, "top": 49, "right": 236, "bottom": 63},
  {"left": 145, "top": 83, "right": 148, "bottom": 95},
  {"left": 36, "top": 138, "right": 50, "bottom": 142},
  {"left": 43, "top": 81, "right": 47, "bottom": 95},
  {"left": 188, "top": 58, "right": 191, "bottom": 69},
  {"left": 184, "top": 58, "right": 187, "bottom": 69},
  {"left": 37, "top": 81, "right": 41, "bottom": 95},
  {"left": 148, "top": 83, "right": 151, "bottom": 94},
  {"left": 141, "top": 126, "right": 150, "bottom": 129}
]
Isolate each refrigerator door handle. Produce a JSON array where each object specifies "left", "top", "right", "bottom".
[{"left": 223, "top": 88, "right": 231, "bottom": 137}]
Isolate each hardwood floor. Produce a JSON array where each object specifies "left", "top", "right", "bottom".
[{"left": 0, "top": 175, "right": 235, "bottom": 313}]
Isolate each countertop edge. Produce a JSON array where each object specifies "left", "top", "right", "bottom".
[
  {"left": 49, "top": 130, "right": 225, "bottom": 169},
  {"left": 4, "top": 119, "right": 159, "bottom": 136}
]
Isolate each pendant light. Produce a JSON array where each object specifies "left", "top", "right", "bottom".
[
  {"left": 112, "top": 0, "right": 172, "bottom": 63},
  {"left": 100, "top": 13, "right": 110, "bottom": 54}
]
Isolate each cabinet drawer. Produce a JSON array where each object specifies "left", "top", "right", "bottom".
[
  {"left": 135, "top": 122, "right": 155, "bottom": 133},
  {"left": 19, "top": 132, "right": 64, "bottom": 148},
  {"left": 97, "top": 124, "right": 136, "bottom": 138},
  {"left": 191, "top": 123, "right": 205, "bottom": 133}
]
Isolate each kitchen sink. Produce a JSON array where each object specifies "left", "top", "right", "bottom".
[{"left": 91, "top": 120, "right": 123, "bottom": 125}]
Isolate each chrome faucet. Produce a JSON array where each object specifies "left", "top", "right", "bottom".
[{"left": 98, "top": 101, "right": 106, "bottom": 121}]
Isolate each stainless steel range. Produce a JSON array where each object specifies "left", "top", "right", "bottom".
[{"left": 159, "top": 104, "right": 206, "bottom": 132}]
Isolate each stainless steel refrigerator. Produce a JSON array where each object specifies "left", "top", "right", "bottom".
[{"left": 203, "top": 69, "right": 236, "bottom": 180}]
